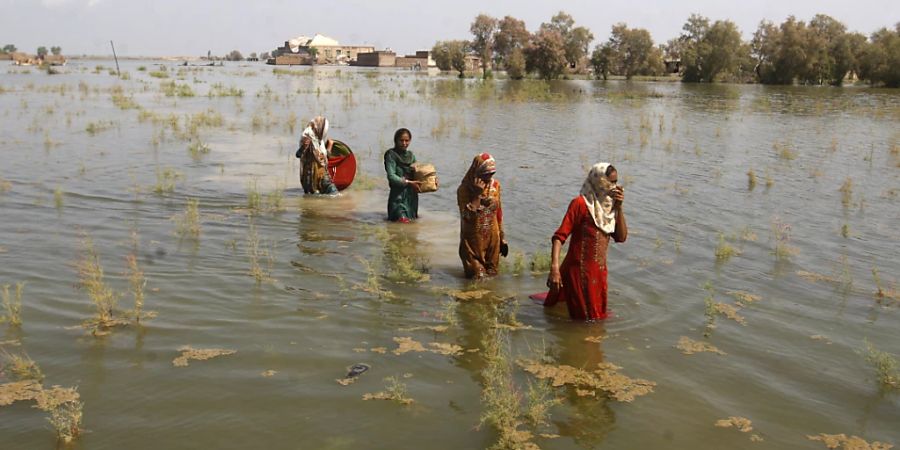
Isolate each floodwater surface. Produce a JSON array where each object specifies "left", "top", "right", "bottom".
[{"left": 1, "top": 61, "right": 899, "bottom": 449}]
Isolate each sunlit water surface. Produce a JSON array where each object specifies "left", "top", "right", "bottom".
[{"left": 1, "top": 61, "right": 898, "bottom": 449}]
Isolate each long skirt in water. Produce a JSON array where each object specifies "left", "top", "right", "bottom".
[{"left": 299, "top": 145, "right": 338, "bottom": 194}]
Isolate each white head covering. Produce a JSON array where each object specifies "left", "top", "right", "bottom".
[
  {"left": 301, "top": 116, "right": 329, "bottom": 166},
  {"left": 580, "top": 163, "right": 616, "bottom": 234}
]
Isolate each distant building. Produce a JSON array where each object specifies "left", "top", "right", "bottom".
[
  {"left": 664, "top": 59, "right": 681, "bottom": 74},
  {"left": 394, "top": 51, "right": 436, "bottom": 69},
  {"left": 269, "top": 34, "right": 374, "bottom": 65},
  {"left": 354, "top": 51, "right": 396, "bottom": 67}
]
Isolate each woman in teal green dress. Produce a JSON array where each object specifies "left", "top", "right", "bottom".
[{"left": 384, "top": 128, "right": 420, "bottom": 223}]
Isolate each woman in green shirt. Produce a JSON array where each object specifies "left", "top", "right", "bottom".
[{"left": 383, "top": 128, "right": 421, "bottom": 223}]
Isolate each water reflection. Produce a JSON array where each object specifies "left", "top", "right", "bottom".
[{"left": 545, "top": 320, "right": 616, "bottom": 448}]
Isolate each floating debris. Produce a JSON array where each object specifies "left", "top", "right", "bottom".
[
  {"left": 428, "top": 342, "right": 464, "bottom": 356},
  {"left": 289, "top": 260, "right": 316, "bottom": 272},
  {"left": 677, "top": 337, "right": 726, "bottom": 355},
  {"left": 447, "top": 289, "right": 491, "bottom": 301},
  {"left": 336, "top": 377, "right": 357, "bottom": 386},
  {"left": 715, "top": 416, "right": 753, "bottom": 433},
  {"left": 362, "top": 391, "right": 412, "bottom": 404},
  {"left": 400, "top": 325, "right": 449, "bottom": 333},
  {"left": 346, "top": 363, "right": 370, "bottom": 378},
  {"left": 392, "top": 337, "right": 427, "bottom": 355},
  {"left": 261, "top": 370, "right": 277, "bottom": 377},
  {"left": 34, "top": 385, "right": 80, "bottom": 411},
  {"left": 728, "top": 291, "right": 761, "bottom": 306},
  {"left": 539, "top": 433, "right": 561, "bottom": 439},
  {"left": 493, "top": 322, "right": 532, "bottom": 331},
  {"left": 798, "top": 271, "right": 840, "bottom": 284},
  {"left": 392, "top": 337, "right": 463, "bottom": 356},
  {"left": 810, "top": 335, "right": 833, "bottom": 345},
  {"left": 807, "top": 433, "right": 893, "bottom": 450},
  {"left": 172, "top": 346, "right": 236, "bottom": 367},
  {"left": 714, "top": 303, "right": 746, "bottom": 325},
  {"left": 751, "top": 434, "right": 764, "bottom": 442},
  {"left": 584, "top": 335, "right": 607, "bottom": 343},
  {"left": 352, "top": 348, "right": 367, "bottom": 353},
  {"left": 517, "top": 359, "right": 655, "bottom": 402},
  {"left": 0, "top": 380, "right": 43, "bottom": 406},
  {"left": 370, "top": 347, "right": 387, "bottom": 354}
]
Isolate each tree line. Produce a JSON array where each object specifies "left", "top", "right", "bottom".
[
  {"left": 1, "top": 45, "right": 63, "bottom": 57},
  {"left": 432, "top": 12, "right": 900, "bottom": 87}
]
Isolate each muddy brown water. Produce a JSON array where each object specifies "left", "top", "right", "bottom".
[{"left": 1, "top": 61, "right": 898, "bottom": 449}]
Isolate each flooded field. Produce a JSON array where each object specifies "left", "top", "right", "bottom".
[{"left": 1, "top": 60, "right": 898, "bottom": 449}]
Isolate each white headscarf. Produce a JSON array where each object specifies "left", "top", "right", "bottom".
[
  {"left": 301, "top": 116, "right": 329, "bottom": 166},
  {"left": 580, "top": 163, "right": 616, "bottom": 234}
]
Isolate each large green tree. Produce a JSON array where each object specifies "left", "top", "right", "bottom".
[
  {"left": 540, "top": 11, "right": 594, "bottom": 70},
  {"left": 433, "top": 40, "right": 470, "bottom": 78},
  {"left": 678, "top": 15, "right": 746, "bottom": 82},
  {"left": 752, "top": 16, "right": 810, "bottom": 84},
  {"left": 470, "top": 14, "right": 498, "bottom": 79},
  {"left": 36, "top": 46, "right": 48, "bottom": 57},
  {"left": 525, "top": 29, "right": 568, "bottom": 80},
  {"left": 493, "top": 16, "right": 530, "bottom": 69},
  {"left": 50, "top": 46, "right": 61, "bottom": 56},
  {"left": 601, "top": 23, "right": 664, "bottom": 79},
  {"left": 858, "top": 24, "right": 900, "bottom": 87},
  {"left": 589, "top": 44, "right": 615, "bottom": 80},
  {"left": 505, "top": 47, "right": 527, "bottom": 80},
  {"left": 2, "top": 44, "right": 16, "bottom": 53}
]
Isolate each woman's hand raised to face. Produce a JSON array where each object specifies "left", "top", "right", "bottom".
[
  {"left": 473, "top": 177, "right": 487, "bottom": 191},
  {"left": 611, "top": 186, "right": 624, "bottom": 209}
]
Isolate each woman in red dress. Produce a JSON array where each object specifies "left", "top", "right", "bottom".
[{"left": 545, "top": 163, "right": 627, "bottom": 321}]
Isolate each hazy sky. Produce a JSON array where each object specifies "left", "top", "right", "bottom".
[{"left": 2, "top": 0, "right": 897, "bottom": 56}]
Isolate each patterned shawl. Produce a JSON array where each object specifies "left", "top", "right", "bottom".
[
  {"left": 580, "top": 162, "right": 616, "bottom": 234},
  {"left": 301, "top": 116, "right": 329, "bottom": 167},
  {"left": 458, "top": 153, "right": 497, "bottom": 200}
]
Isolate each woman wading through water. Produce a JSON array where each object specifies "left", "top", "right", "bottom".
[
  {"left": 384, "top": 128, "right": 421, "bottom": 223},
  {"left": 544, "top": 163, "right": 627, "bottom": 321},
  {"left": 296, "top": 116, "right": 338, "bottom": 195}
]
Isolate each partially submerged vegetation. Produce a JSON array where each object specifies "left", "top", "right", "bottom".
[
  {"left": 0, "top": 282, "right": 24, "bottom": 326},
  {"left": 172, "top": 346, "right": 236, "bottom": 367},
  {"left": 0, "top": 362, "right": 83, "bottom": 444},
  {"left": 76, "top": 235, "right": 128, "bottom": 334},
  {"left": 807, "top": 433, "right": 893, "bottom": 450},
  {"left": 863, "top": 340, "right": 899, "bottom": 390}
]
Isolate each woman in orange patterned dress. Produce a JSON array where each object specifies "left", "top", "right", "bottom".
[{"left": 457, "top": 153, "right": 508, "bottom": 279}]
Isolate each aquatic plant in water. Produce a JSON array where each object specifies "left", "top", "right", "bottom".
[
  {"left": 247, "top": 222, "right": 273, "bottom": 284},
  {"left": 76, "top": 236, "right": 127, "bottom": 334},
  {"left": 0, "top": 349, "right": 43, "bottom": 381},
  {"left": 807, "top": 433, "right": 893, "bottom": 450},
  {"left": 772, "top": 218, "right": 798, "bottom": 260},
  {"left": 839, "top": 177, "right": 853, "bottom": 207},
  {"left": 153, "top": 167, "right": 181, "bottom": 195},
  {"left": 479, "top": 329, "right": 543, "bottom": 450},
  {"left": 176, "top": 198, "right": 201, "bottom": 238},
  {"left": 125, "top": 253, "right": 150, "bottom": 323},
  {"left": 0, "top": 282, "right": 24, "bottom": 326},
  {"left": 863, "top": 340, "right": 899, "bottom": 390},
  {"left": 53, "top": 187, "right": 63, "bottom": 210},
  {"left": 187, "top": 140, "right": 211, "bottom": 161},
  {"left": 715, "top": 233, "right": 739, "bottom": 261},
  {"left": 362, "top": 376, "right": 414, "bottom": 405}
]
